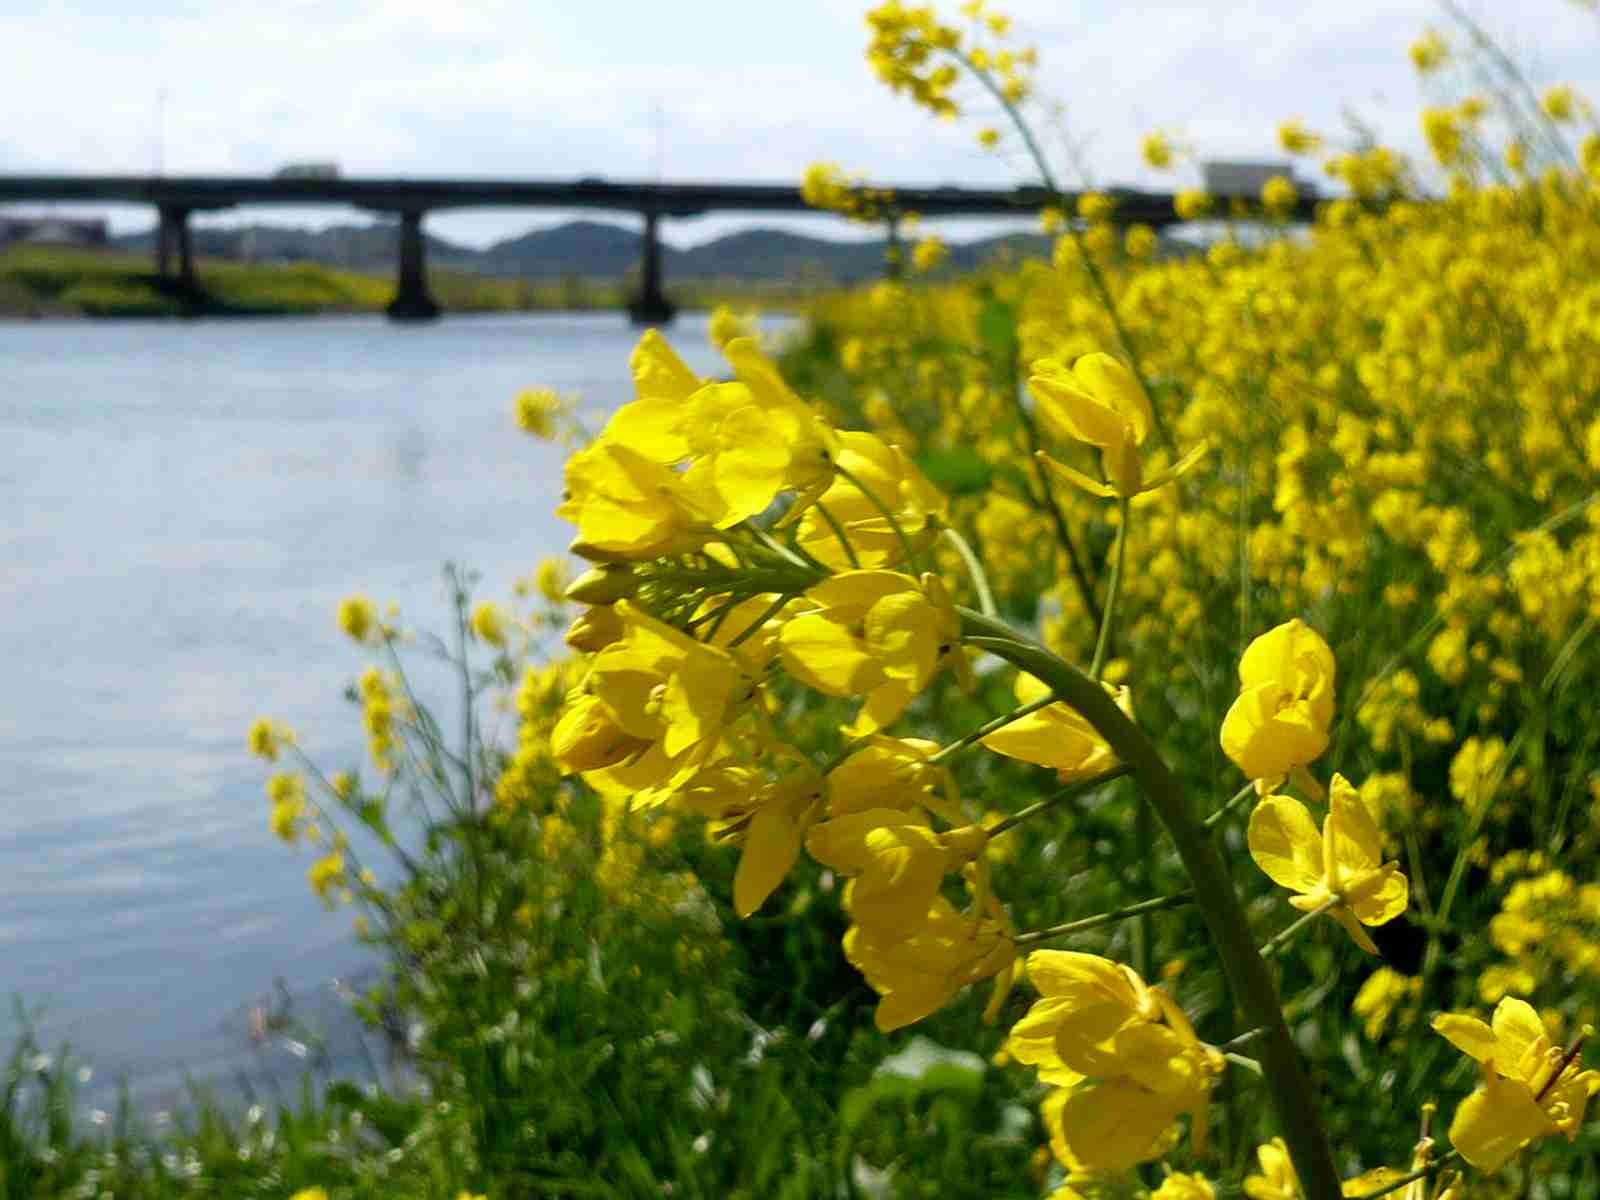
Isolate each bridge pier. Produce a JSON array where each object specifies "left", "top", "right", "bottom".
[
  {"left": 883, "top": 214, "right": 904, "bottom": 280},
  {"left": 627, "top": 208, "right": 675, "bottom": 326},
  {"left": 386, "top": 209, "right": 440, "bottom": 321},
  {"left": 155, "top": 204, "right": 196, "bottom": 292}
]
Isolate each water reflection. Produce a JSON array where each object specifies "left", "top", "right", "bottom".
[{"left": 0, "top": 311, "right": 787, "bottom": 1106}]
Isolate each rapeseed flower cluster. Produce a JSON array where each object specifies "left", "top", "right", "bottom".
[{"left": 260, "top": 5, "right": 1600, "bottom": 1197}]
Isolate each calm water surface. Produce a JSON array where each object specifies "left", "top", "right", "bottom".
[{"left": 0, "top": 311, "right": 777, "bottom": 1107}]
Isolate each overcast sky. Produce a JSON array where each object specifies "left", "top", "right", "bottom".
[{"left": 4, "top": 0, "right": 1598, "bottom": 248}]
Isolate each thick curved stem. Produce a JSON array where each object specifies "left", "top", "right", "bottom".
[{"left": 959, "top": 607, "right": 1342, "bottom": 1200}]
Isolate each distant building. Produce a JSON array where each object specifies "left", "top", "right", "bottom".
[
  {"left": 273, "top": 162, "right": 341, "bottom": 180},
  {"left": 1201, "top": 161, "right": 1316, "bottom": 200},
  {"left": 0, "top": 216, "right": 110, "bottom": 248}
]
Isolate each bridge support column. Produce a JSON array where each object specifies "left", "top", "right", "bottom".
[
  {"left": 627, "top": 208, "right": 675, "bottom": 326},
  {"left": 883, "top": 214, "right": 904, "bottom": 280},
  {"left": 386, "top": 209, "right": 440, "bottom": 321},
  {"left": 156, "top": 205, "right": 196, "bottom": 292}
]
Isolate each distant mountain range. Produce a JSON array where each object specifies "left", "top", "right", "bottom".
[{"left": 107, "top": 218, "right": 1082, "bottom": 283}]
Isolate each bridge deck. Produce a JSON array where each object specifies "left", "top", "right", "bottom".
[{"left": 0, "top": 175, "right": 1202, "bottom": 223}]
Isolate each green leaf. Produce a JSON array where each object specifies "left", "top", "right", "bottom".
[{"left": 914, "top": 448, "right": 994, "bottom": 496}]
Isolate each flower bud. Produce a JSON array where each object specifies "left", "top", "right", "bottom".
[
  {"left": 565, "top": 564, "right": 638, "bottom": 606},
  {"left": 565, "top": 605, "right": 625, "bottom": 653}
]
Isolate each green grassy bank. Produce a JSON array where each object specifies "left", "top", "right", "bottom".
[{"left": 0, "top": 246, "right": 807, "bottom": 319}]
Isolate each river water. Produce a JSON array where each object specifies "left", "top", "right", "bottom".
[{"left": 0, "top": 311, "right": 777, "bottom": 1110}]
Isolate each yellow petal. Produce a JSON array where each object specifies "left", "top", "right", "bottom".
[
  {"left": 1247, "top": 795, "right": 1326, "bottom": 895},
  {"left": 1490, "top": 997, "right": 1550, "bottom": 1081},
  {"left": 808, "top": 568, "right": 918, "bottom": 612},
  {"left": 1029, "top": 361, "right": 1127, "bottom": 449},
  {"left": 1113, "top": 1021, "right": 1203, "bottom": 1095},
  {"left": 1009, "top": 997, "right": 1088, "bottom": 1086},
  {"left": 805, "top": 808, "right": 931, "bottom": 874},
  {"left": 1051, "top": 1078, "right": 1180, "bottom": 1170},
  {"left": 845, "top": 679, "right": 920, "bottom": 738},
  {"left": 629, "top": 328, "right": 700, "bottom": 402},
  {"left": 710, "top": 404, "right": 793, "bottom": 521},
  {"left": 1140, "top": 439, "right": 1211, "bottom": 492},
  {"left": 1036, "top": 450, "right": 1118, "bottom": 498},
  {"left": 778, "top": 612, "right": 886, "bottom": 696},
  {"left": 602, "top": 396, "right": 691, "bottom": 463},
  {"left": 734, "top": 804, "right": 806, "bottom": 917},
  {"left": 1072, "top": 352, "right": 1152, "bottom": 446},
  {"left": 1432, "top": 1012, "right": 1498, "bottom": 1065},
  {"left": 1222, "top": 682, "right": 1329, "bottom": 780},
  {"left": 1326, "top": 774, "right": 1385, "bottom": 877},
  {"left": 1331, "top": 905, "right": 1381, "bottom": 954},
  {"left": 1448, "top": 1075, "right": 1555, "bottom": 1173},
  {"left": 1239, "top": 619, "right": 1335, "bottom": 693},
  {"left": 863, "top": 590, "right": 940, "bottom": 686}
]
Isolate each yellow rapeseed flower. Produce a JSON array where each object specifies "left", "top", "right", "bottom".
[
  {"left": 1220, "top": 619, "right": 1335, "bottom": 785},
  {"left": 1409, "top": 29, "right": 1448, "bottom": 73},
  {"left": 1011, "top": 951, "right": 1223, "bottom": 1169},
  {"left": 1543, "top": 85, "right": 1577, "bottom": 123},
  {"left": 1174, "top": 189, "right": 1212, "bottom": 221},
  {"left": 514, "top": 387, "right": 563, "bottom": 438},
  {"left": 470, "top": 601, "right": 508, "bottom": 648},
  {"left": 1244, "top": 1138, "right": 1299, "bottom": 1200},
  {"left": 534, "top": 556, "right": 569, "bottom": 603},
  {"left": 1248, "top": 773, "right": 1409, "bottom": 954},
  {"left": 980, "top": 670, "right": 1125, "bottom": 780},
  {"left": 573, "top": 601, "right": 755, "bottom": 805},
  {"left": 1029, "top": 352, "right": 1207, "bottom": 499},
  {"left": 1278, "top": 119, "right": 1322, "bottom": 155},
  {"left": 844, "top": 885, "right": 1016, "bottom": 1031},
  {"left": 1433, "top": 997, "right": 1598, "bottom": 1171},
  {"left": 1261, "top": 175, "right": 1298, "bottom": 219},
  {"left": 778, "top": 570, "right": 966, "bottom": 735},
  {"left": 337, "top": 595, "right": 376, "bottom": 644},
  {"left": 911, "top": 235, "right": 949, "bottom": 273},
  {"left": 682, "top": 761, "right": 827, "bottom": 917},
  {"left": 247, "top": 717, "right": 287, "bottom": 761},
  {"left": 807, "top": 809, "right": 989, "bottom": 935},
  {"left": 1141, "top": 131, "right": 1175, "bottom": 170},
  {"left": 1154, "top": 1174, "right": 1216, "bottom": 1200}
]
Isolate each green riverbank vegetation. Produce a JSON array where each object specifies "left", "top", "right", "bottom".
[{"left": 0, "top": 245, "right": 811, "bottom": 319}]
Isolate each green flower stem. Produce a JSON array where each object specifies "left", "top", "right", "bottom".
[
  {"left": 1089, "top": 498, "right": 1131, "bottom": 681},
  {"left": 957, "top": 606, "right": 1343, "bottom": 1200},
  {"left": 834, "top": 462, "right": 924, "bottom": 573},
  {"left": 1012, "top": 887, "right": 1190, "bottom": 945},
  {"left": 813, "top": 500, "right": 862, "bottom": 569},
  {"left": 1350, "top": 1151, "right": 1461, "bottom": 1200},
  {"left": 985, "top": 766, "right": 1131, "bottom": 837},
  {"left": 928, "top": 692, "right": 1062, "bottom": 766},
  {"left": 725, "top": 593, "right": 794, "bottom": 651},
  {"left": 687, "top": 593, "right": 744, "bottom": 634},
  {"left": 1223, "top": 1052, "right": 1263, "bottom": 1077},
  {"left": 1132, "top": 782, "right": 1154, "bottom": 980},
  {"left": 1220, "top": 1026, "right": 1270, "bottom": 1053},
  {"left": 1258, "top": 897, "right": 1340, "bottom": 960},
  {"left": 1006, "top": 380, "right": 1104, "bottom": 632},
  {"left": 943, "top": 526, "right": 998, "bottom": 619},
  {"left": 1204, "top": 781, "right": 1259, "bottom": 830},
  {"left": 743, "top": 520, "right": 817, "bottom": 574}
]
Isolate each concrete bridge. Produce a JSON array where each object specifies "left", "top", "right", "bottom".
[{"left": 0, "top": 174, "right": 1316, "bottom": 321}]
